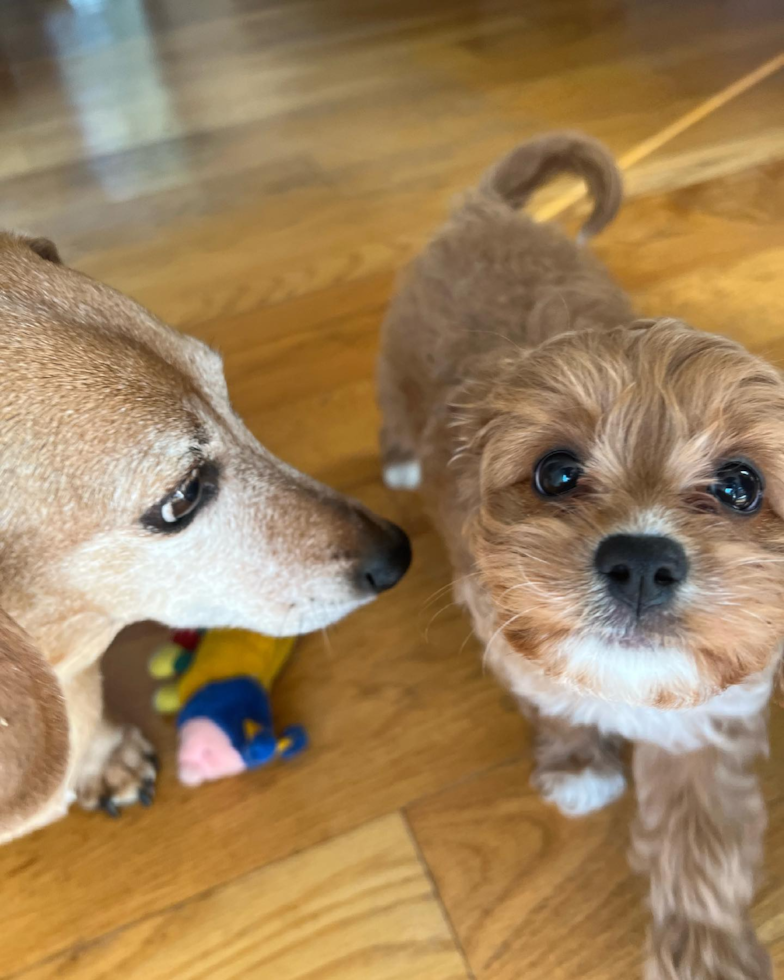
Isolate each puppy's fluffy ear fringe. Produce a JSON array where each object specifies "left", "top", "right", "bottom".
[{"left": 447, "top": 381, "right": 499, "bottom": 465}]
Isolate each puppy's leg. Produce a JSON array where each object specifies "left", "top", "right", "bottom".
[
  {"left": 632, "top": 725, "right": 771, "bottom": 980},
  {"left": 377, "top": 359, "right": 421, "bottom": 490},
  {"left": 68, "top": 664, "right": 158, "bottom": 816},
  {"left": 531, "top": 712, "right": 626, "bottom": 817}
]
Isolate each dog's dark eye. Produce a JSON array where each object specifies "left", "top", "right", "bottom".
[
  {"left": 534, "top": 450, "right": 583, "bottom": 497},
  {"left": 161, "top": 469, "right": 203, "bottom": 523},
  {"left": 141, "top": 462, "right": 220, "bottom": 533},
  {"left": 710, "top": 460, "right": 763, "bottom": 514}
]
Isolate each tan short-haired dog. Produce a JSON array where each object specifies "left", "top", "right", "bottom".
[
  {"left": 0, "top": 234, "right": 410, "bottom": 842},
  {"left": 379, "top": 132, "right": 779, "bottom": 978}
]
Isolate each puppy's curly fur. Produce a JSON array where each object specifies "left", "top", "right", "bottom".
[{"left": 378, "top": 131, "right": 780, "bottom": 978}]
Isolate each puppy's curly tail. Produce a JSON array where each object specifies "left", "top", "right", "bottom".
[{"left": 478, "top": 131, "right": 622, "bottom": 241}]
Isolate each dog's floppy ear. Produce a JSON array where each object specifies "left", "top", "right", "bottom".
[
  {"left": 23, "top": 236, "right": 62, "bottom": 265},
  {"left": 773, "top": 659, "right": 784, "bottom": 710},
  {"left": 0, "top": 608, "right": 69, "bottom": 839}
]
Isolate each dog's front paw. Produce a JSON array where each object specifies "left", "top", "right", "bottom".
[
  {"left": 76, "top": 723, "right": 158, "bottom": 817},
  {"left": 646, "top": 921, "right": 772, "bottom": 980},
  {"left": 533, "top": 765, "right": 626, "bottom": 817}
]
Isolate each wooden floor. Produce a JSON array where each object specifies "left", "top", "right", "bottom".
[{"left": 1, "top": 0, "right": 784, "bottom": 977}]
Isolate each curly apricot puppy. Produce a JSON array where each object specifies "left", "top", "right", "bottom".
[{"left": 379, "top": 131, "right": 779, "bottom": 979}]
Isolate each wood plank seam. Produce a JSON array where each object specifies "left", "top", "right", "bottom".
[
  {"left": 1, "top": 759, "right": 516, "bottom": 980},
  {"left": 401, "top": 811, "right": 478, "bottom": 980}
]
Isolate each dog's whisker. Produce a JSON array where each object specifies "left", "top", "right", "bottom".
[
  {"left": 459, "top": 628, "right": 477, "bottom": 659},
  {"left": 423, "top": 600, "right": 459, "bottom": 641},
  {"left": 420, "top": 581, "right": 457, "bottom": 611},
  {"left": 485, "top": 612, "right": 526, "bottom": 659},
  {"left": 320, "top": 626, "right": 335, "bottom": 660}
]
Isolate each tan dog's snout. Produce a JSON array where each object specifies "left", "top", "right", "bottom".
[
  {"left": 349, "top": 509, "right": 411, "bottom": 597},
  {"left": 289, "top": 478, "right": 412, "bottom": 599},
  {"left": 259, "top": 464, "right": 411, "bottom": 609}
]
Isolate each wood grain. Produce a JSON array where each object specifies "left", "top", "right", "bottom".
[
  {"left": 407, "top": 760, "right": 644, "bottom": 980},
  {"left": 0, "top": 0, "right": 783, "bottom": 977},
  {"left": 536, "top": 52, "right": 784, "bottom": 222},
  {"left": 15, "top": 815, "right": 470, "bottom": 980},
  {"left": 407, "top": 710, "right": 784, "bottom": 980}
]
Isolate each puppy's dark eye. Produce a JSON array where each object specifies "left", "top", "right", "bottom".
[
  {"left": 534, "top": 450, "right": 583, "bottom": 497},
  {"left": 161, "top": 469, "right": 203, "bottom": 523},
  {"left": 710, "top": 460, "right": 763, "bottom": 514}
]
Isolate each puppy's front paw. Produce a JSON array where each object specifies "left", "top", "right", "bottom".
[
  {"left": 533, "top": 765, "right": 626, "bottom": 817},
  {"left": 383, "top": 459, "right": 421, "bottom": 490},
  {"left": 76, "top": 723, "right": 158, "bottom": 817}
]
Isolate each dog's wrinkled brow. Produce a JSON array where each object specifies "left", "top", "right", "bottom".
[{"left": 192, "top": 426, "right": 210, "bottom": 449}]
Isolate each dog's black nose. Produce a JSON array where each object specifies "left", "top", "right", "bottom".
[
  {"left": 594, "top": 534, "right": 687, "bottom": 615},
  {"left": 356, "top": 521, "right": 412, "bottom": 595}
]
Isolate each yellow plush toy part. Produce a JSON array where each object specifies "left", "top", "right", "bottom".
[{"left": 149, "top": 629, "right": 306, "bottom": 786}]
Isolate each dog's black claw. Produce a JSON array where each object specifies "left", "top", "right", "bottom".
[
  {"left": 138, "top": 779, "right": 156, "bottom": 807},
  {"left": 99, "top": 796, "right": 120, "bottom": 818},
  {"left": 145, "top": 752, "right": 160, "bottom": 773},
  {"left": 138, "top": 789, "right": 153, "bottom": 807}
]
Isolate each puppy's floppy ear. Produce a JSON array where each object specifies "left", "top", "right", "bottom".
[
  {"left": 24, "top": 236, "right": 62, "bottom": 265},
  {"left": 0, "top": 608, "right": 69, "bottom": 840}
]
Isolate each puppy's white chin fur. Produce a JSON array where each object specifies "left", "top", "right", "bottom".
[
  {"left": 491, "top": 634, "right": 777, "bottom": 754},
  {"left": 557, "top": 635, "right": 705, "bottom": 708}
]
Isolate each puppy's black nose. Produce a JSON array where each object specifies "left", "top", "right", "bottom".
[
  {"left": 356, "top": 521, "right": 412, "bottom": 595},
  {"left": 594, "top": 534, "right": 687, "bottom": 615}
]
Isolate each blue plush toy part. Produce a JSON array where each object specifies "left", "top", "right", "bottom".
[
  {"left": 148, "top": 629, "right": 307, "bottom": 785},
  {"left": 176, "top": 676, "right": 308, "bottom": 769}
]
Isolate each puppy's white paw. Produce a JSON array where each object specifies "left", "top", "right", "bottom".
[
  {"left": 383, "top": 459, "right": 421, "bottom": 490},
  {"left": 535, "top": 766, "right": 626, "bottom": 817}
]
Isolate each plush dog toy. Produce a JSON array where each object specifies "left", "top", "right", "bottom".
[{"left": 149, "top": 629, "right": 307, "bottom": 786}]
